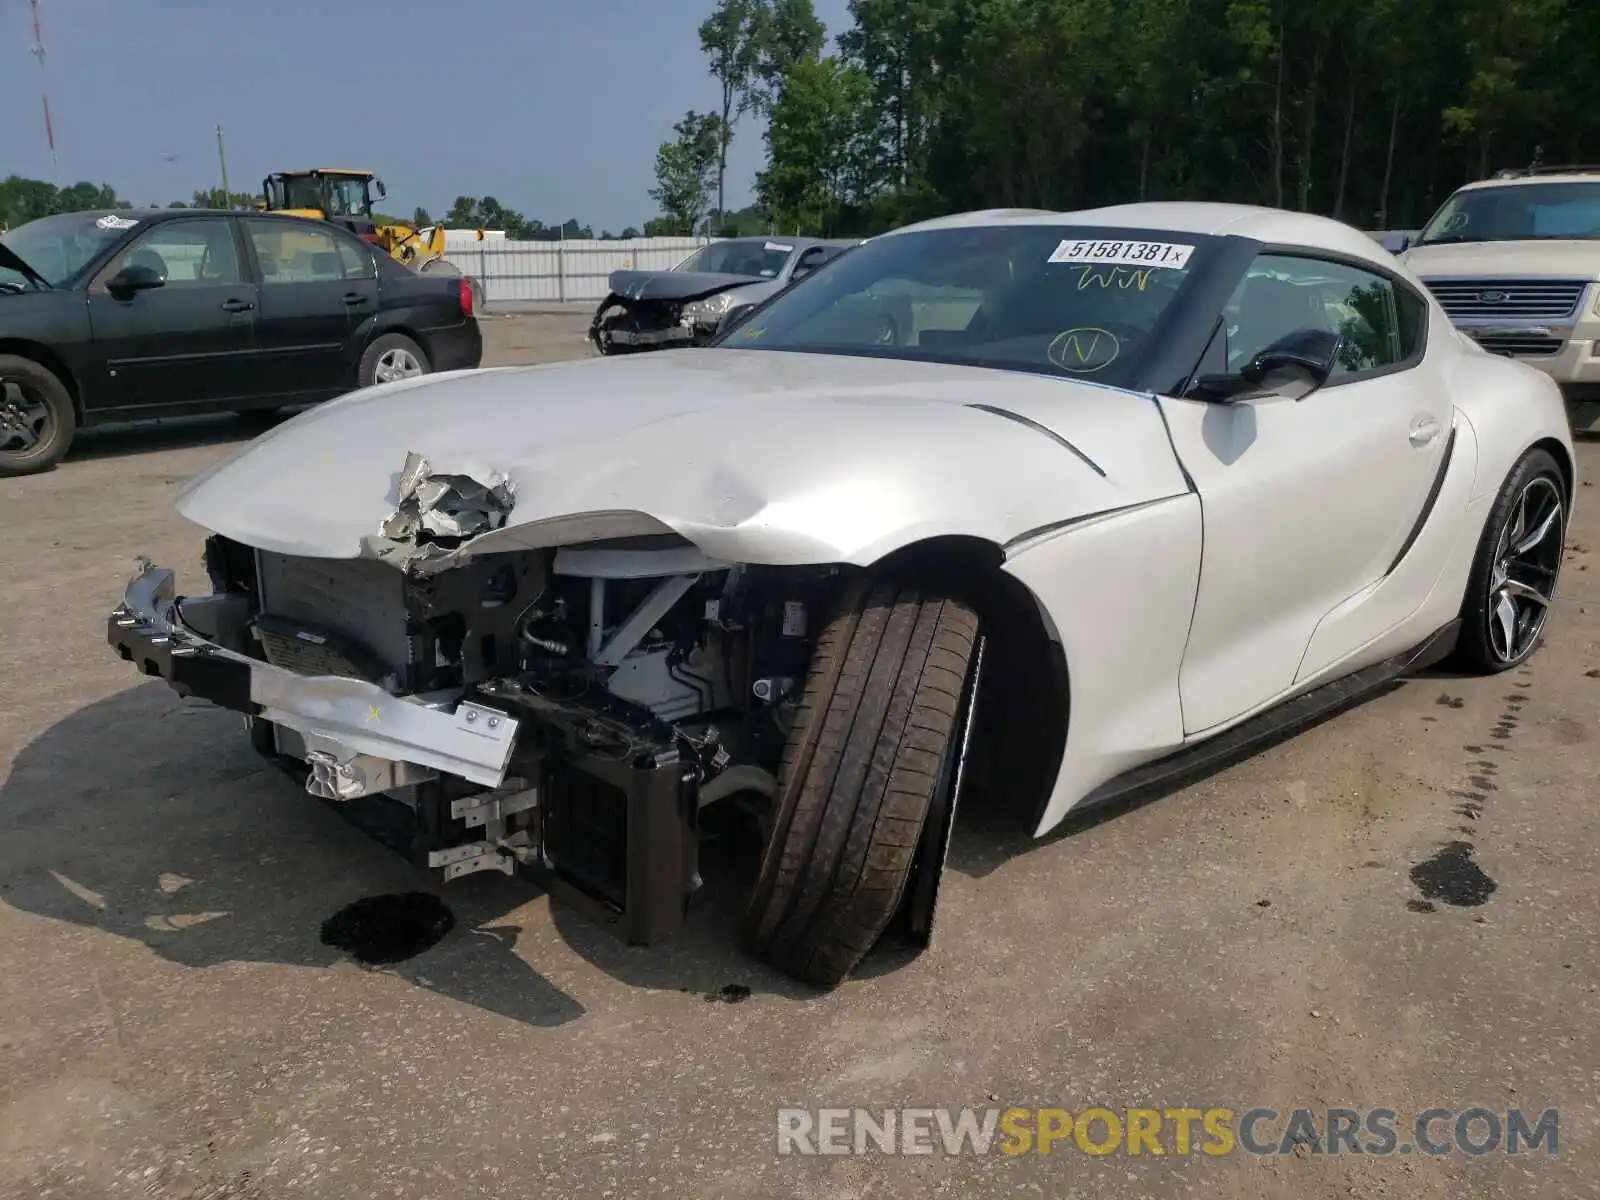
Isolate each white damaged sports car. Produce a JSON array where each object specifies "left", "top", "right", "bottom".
[{"left": 108, "top": 202, "right": 1575, "bottom": 988}]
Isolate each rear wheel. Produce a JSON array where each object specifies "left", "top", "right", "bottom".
[
  {"left": 1450, "top": 447, "right": 1567, "bottom": 673},
  {"left": 0, "top": 354, "right": 75, "bottom": 477},
  {"left": 358, "top": 333, "right": 430, "bottom": 389},
  {"left": 743, "top": 575, "right": 980, "bottom": 988}
]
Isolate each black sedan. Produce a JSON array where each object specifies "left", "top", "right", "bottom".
[{"left": 0, "top": 208, "right": 483, "bottom": 476}]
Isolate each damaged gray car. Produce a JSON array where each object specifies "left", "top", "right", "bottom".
[{"left": 587, "top": 235, "right": 854, "bottom": 354}]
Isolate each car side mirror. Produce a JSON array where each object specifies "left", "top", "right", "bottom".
[
  {"left": 1190, "top": 328, "right": 1344, "bottom": 402},
  {"left": 372, "top": 178, "right": 388, "bottom": 201},
  {"left": 790, "top": 263, "right": 814, "bottom": 283},
  {"left": 1241, "top": 328, "right": 1343, "bottom": 387},
  {"left": 106, "top": 264, "right": 166, "bottom": 297},
  {"left": 716, "top": 303, "right": 757, "bottom": 336}
]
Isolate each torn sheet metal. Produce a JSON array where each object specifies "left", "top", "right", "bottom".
[{"left": 360, "top": 450, "right": 516, "bottom": 570}]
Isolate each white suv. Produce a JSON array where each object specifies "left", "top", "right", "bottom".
[{"left": 1399, "top": 166, "right": 1600, "bottom": 430}]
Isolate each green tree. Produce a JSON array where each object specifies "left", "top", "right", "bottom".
[
  {"left": 0, "top": 175, "right": 131, "bottom": 228},
  {"left": 700, "top": 0, "right": 766, "bottom": 221},
  {"left": 840, "top": 0, "right": 948, "bottom": 191},
  {"left": 753, "top": 0, "right": 828, "bottom": 108},
  {"left": 735, "top": 0, "right": 1595, "bottom": 233},
  {"left": 413, "top": 206, "right": 433, "bottom": 228},
  {"left": 192, "top": 187, "right": 258, "bottom": 209},
  {"left": 649, "top": 111, "right": 725, "bottom": 234},
  {"left": 757, "top": 55, "right": 872, "bottom": 233}
]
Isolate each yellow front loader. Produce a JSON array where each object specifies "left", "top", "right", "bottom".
[{"left": 260, "top": 169, "right": 483, "bottom": 305}]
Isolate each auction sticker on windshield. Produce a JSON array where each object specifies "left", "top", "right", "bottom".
[{"left": 1048, "top": 239, "right": 1194, "bottom": 269}]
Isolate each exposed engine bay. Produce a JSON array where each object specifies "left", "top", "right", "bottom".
[{"left": 188, "top": 531, "right": 841, "bottom": 943}]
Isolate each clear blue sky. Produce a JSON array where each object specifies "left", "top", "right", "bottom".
[{"left": 0, "top": 0, "right": 851, "bottom": 231}]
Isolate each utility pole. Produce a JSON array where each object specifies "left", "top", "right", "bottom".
[
  {"left": 29, "top": 0, "right": 57, "bottom": 182},
  {"left": 216, "top": 125, "right": 232, "bottom": 209}
]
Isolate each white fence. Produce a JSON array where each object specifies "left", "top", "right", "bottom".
[
  {"left": 438, "top": 228, "right": 1416, "bottom": 308},
  {"left": 440, "top": 236, "right": 716, "bottom": 305}
]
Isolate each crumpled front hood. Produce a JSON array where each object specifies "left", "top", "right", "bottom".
[
  {"left": 606, "top": 269, "right": 762, "bottom": 302},
  {"left": 176, "top": 350, "right": 1189, "bottom": 568},
  {"left": 1401, "top": 240, "right": 1600, "bottom": 279}
]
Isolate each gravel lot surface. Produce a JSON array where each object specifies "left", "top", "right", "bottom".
[{"left": 2, "top": 313, "right": 1596, "bottom": 1198}]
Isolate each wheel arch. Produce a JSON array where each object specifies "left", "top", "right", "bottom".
[
  {"left": 1530, "top": 435, "right": 1575, "bottom": 506},
  {"left": 0, "top": 339, "right": 81, "bottom": 418},
  {"left": 360, "top": 323, "right": 433, "bottom": 373},
  {"left": 865, "top": 534, "right": 1070, "bottom": 832}
]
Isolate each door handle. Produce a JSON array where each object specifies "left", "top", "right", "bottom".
[
  {"left": 1408, "top": 415, "right": 1441, "bottom": 447},
  {"left": 342, "top": 292, "right": 370, "bottom": 307},
  {"left": 220, "top": 298, "right": 255, "bottom": 313}
]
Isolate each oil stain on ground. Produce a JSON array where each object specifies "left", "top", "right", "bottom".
[
  {"left": 1410, "top": 680, "right": 1528, "bottom": 912},
  {"left": 321, "top": 892, "right": 457, "bottom": 964},
  {"left": 1410, "top": 842, "right": 1498, "bottom": 907}
]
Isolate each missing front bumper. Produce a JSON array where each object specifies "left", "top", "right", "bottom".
[
  {"left": 106, "top": 558, "right": 701, "bottom": 946},
  {"left": 106, "top": 559, "right": 521, "bottom": 788}
]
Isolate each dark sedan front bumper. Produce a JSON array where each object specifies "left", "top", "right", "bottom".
[{"left": 107, "top": 559, "right": 519, "bottom": 788}]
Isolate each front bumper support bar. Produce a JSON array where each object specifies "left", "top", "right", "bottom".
[{"left": 107, "top": 560, "right": 520, "bottom": 788}]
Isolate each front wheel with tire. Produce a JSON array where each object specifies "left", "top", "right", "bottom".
[
  {"left": 743, "top": 576, "right": 980, "bottom": 988},
  {"left": 1451, "top": 446, "right": 1567, "bottom": 673},
  {"left": 358, "top": 333, "right": 430, "bottom": 389},
  {"left": 0, "top": 354, "right": 76, "bottom": 477}
]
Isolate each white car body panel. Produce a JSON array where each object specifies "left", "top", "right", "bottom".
[
  {"left": 175, "top": 349, "right": 1189, "bottom": 569},
  {"left": 154, "top": 201, "right": 1578, "bottom": 841},
  {"left": 1156, "top": 361, "right": 1452, "bottom": 734},
  {"left": 1003, "top": 495, "right": 1202, "bottom": 833},
  {"left": 1294, "top": 409, "right": 1481, "bottom": 683}
]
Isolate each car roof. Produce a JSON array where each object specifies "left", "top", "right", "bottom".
[
  {"left": 721, "top": 234, "right": 854, "bottom": 250},
  {"left": 887, "top": 202, "right": 1390, "bottom": 268},
  {"left": 1455, "top": 170, "right": 1600, "bottom": 191},
  {"left": 72, "top": 208, "right": 340, "bottom": 224}
]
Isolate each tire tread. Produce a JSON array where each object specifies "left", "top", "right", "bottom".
[{"left": 744, "top": 576, "right": 979, "bottom": 988}]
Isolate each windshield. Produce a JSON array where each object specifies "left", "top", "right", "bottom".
[
  {"left": 676, "top": 238, "right": 794, "bottom": 278},
  {"left": 712, "top": 224, "right": 1211, "bottom": 386},
  {"left": 1416, "top": 181, "right": 1600, "bottom": 245},
  {"left": 0, "top": 210, "right": 140, "bottom": 290},
  {"left": 278, "top": 174, "right": 369, "bottom": 216},
  {"left": 323, "top": 177, "right": 369, "bottom": 217}
]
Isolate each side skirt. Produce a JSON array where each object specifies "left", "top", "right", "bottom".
[{"left": 1071, "top": 618, "right": 1462, "bottom": 815}]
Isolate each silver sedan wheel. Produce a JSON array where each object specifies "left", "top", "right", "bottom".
[
  {"left": 0, "top": 378, "right": 51, "bottom": 453},
  {"left": 1485, "top": 474, "right": 1564, "bottom": 663},
  {"left": 374, "top": 347, "right": 425, "bottom": 383}
]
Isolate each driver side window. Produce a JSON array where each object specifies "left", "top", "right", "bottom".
[
  {"left": 95, "top": 219, "right": 242, "bottom": 290},
  {"left": 1224, "top": 254, "right": 1426, "bottom": 382}
]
